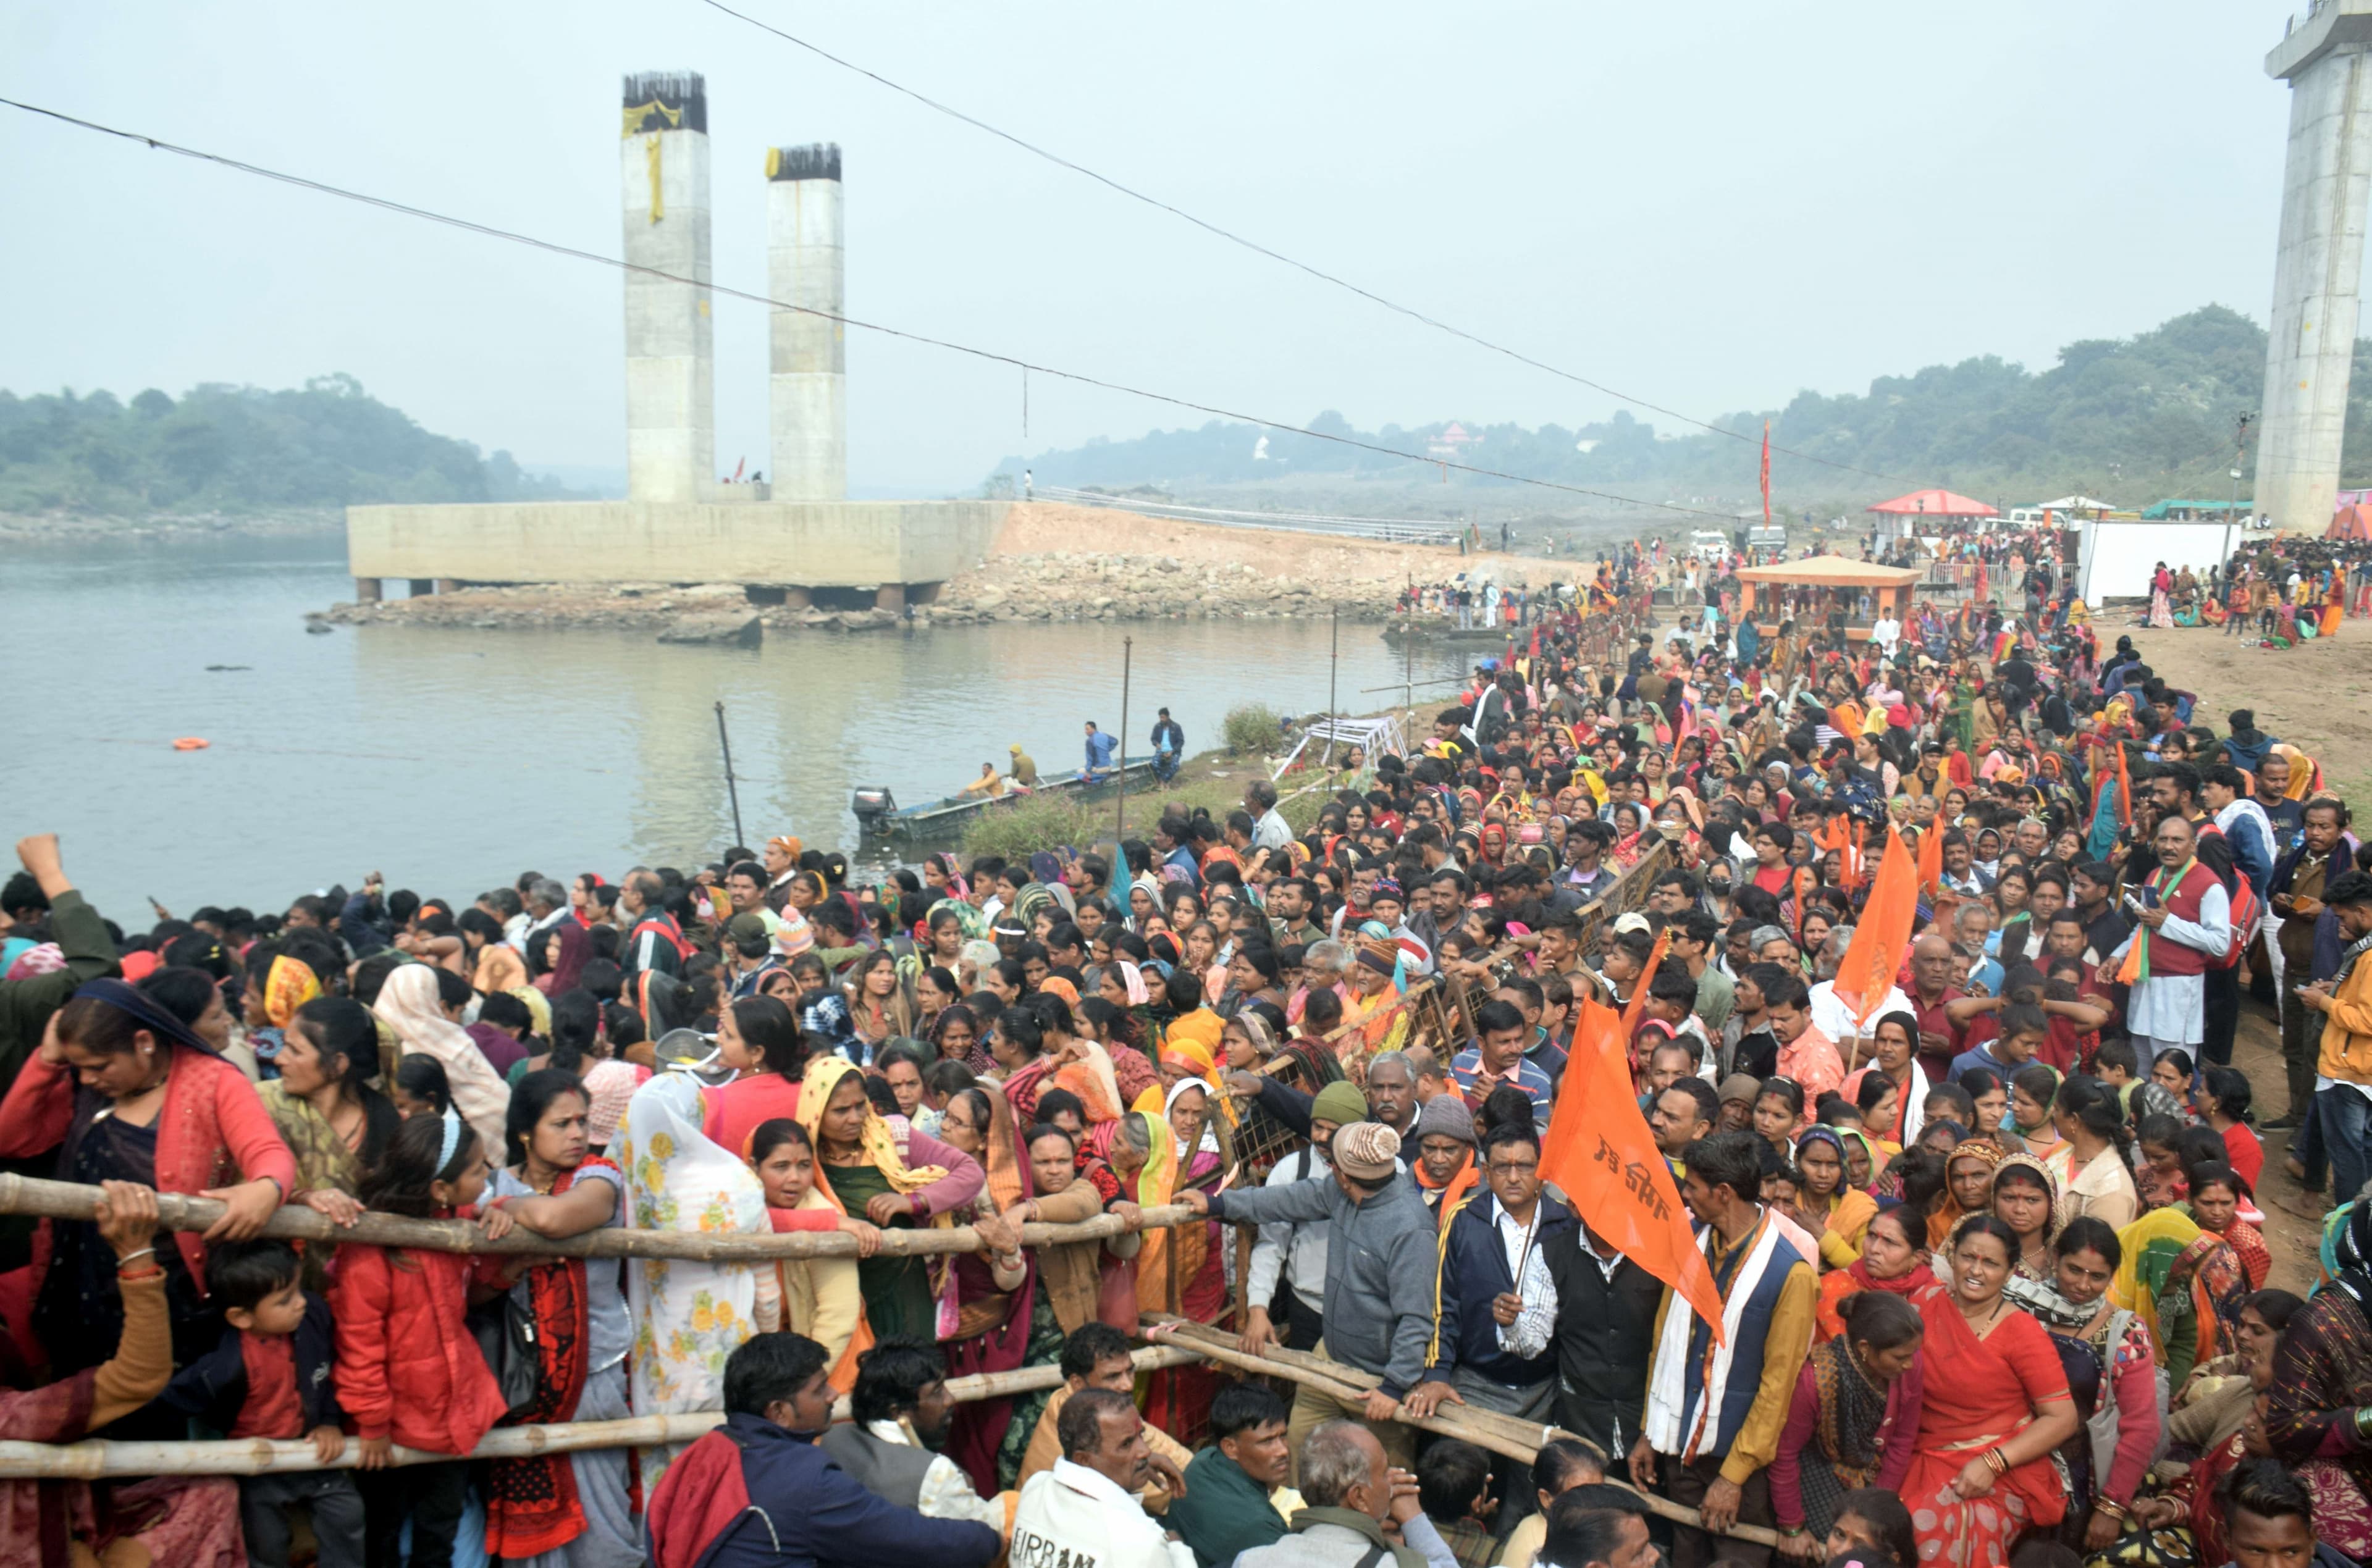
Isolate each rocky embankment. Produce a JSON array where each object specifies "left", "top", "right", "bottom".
[
  {"left": 314, "top": 551, "right": 1431, "bottom": 640},
  {"left": 928, "top": 550, "right": 1408, "bottom": 623}
]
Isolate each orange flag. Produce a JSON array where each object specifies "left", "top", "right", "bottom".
[
  {"left": 1540, "top": 999, "right": 1726, "bottom": 1340},
  {"left": 1832, "top": 824, "right": 1919, "bottom": 1030},
  {"left": 1915, "top": 815, "right": 1943, "bottom": 894},
  {"left": 1620, "top": 926, "right": 1672, "bottom": 1043}
]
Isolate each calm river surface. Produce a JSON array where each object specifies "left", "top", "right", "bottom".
[{"left": 4, "top": 534, "right": 1476, "bottom": 916}]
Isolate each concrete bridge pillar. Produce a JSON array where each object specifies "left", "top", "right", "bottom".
[
  {"left": 2257, "top": 5, "right": 2372, "bottom": 533},
  {"left": 621, "top": 73, "right": 714, "bottom": 504},
  {"left": 766, "top": 143, "right": 846, "bottom": 502},
  {"left": 434, "top": 579, "right": 461, "bottom": 595},
  {"left": 408, "top": 579, "right": 435, "bottom": 598}
]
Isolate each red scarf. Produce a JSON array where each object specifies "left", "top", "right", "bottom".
[{"left": 481, "top": 1161, "right": 612, "bottom": 1558}]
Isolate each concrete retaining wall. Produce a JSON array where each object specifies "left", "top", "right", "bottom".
[{"left": 346, "top": 500, "right": 1009, "bottom": 587}]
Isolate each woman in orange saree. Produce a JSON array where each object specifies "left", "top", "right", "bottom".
[{"left": 1905, "top": 1215, "right": 2079, "bottom": 1567}]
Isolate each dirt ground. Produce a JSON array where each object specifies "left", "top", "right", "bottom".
[
  {"left": 988, "top": 501, "right": 1570, "bottom": 585},
  {"left": 2118, "top": 619, "right": 2372, "bottom": 1291}
]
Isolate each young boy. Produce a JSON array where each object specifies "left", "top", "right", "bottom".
[
  {"left": 161, "top": 1239, "right": 360, "bottom": 1568},
  {"left": 2094, "top": 1039, "right": 2141, "bottom": 1116}
]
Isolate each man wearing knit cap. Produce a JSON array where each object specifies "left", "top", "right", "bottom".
[
  {"left": 1242, "top": 1081, "right": 1367, "bottom": 1355},
  {"left": 1172, "top": 1119, "right": 1436, "bottom": 1476},
  {"left": 1410, "top": 1096, "right": 1476, "bottom": 1226}
]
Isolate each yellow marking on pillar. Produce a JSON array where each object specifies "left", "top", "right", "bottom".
[
  {"left": 621, "top": 99, "right": 684, "bottom": 137},
  {"left": 646, "top": 133, "right": 663, "bottom": 224}
]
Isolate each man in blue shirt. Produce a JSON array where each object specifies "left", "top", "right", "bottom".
[
  {"left": 1450, "top": 1000, "right": 1555, "bottom": 1126},
  {"left": 1083, "top": 720, "right": 1119, "bottom": 778}
]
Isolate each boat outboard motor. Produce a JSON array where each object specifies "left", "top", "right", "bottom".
[{"left": 851, "top": 786, "right": 898, "bottom": 835}]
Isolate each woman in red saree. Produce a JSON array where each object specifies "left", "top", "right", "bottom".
[{"left": 1904, "top": 1215, "right": 2079, "bottom": 1567}]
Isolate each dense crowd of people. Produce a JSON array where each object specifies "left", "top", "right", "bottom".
[{"left": 6, "top": 534, "right": 2372, "bottom": 1568}]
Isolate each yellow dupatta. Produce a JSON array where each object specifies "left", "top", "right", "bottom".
[{"left": 264, "top": 954, "right": 321, "bottom": 1029}]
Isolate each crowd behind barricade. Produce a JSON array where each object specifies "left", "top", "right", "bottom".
[{"left": 9, "top": 558, "right": 2372, "bottom": 1568}]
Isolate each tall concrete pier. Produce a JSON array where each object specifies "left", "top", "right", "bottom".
[
  {"left": 767, "top": 144, "right": 847, "bottom": 501},
  {"left": 621, "top": 72, "right": 714, "bottom": 503},
  {"left": 2258, "top": 4, "right": 2372, "bottom": 534}
]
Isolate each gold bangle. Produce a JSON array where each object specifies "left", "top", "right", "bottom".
[{"left": 1985, "top": 1447, "right": 2009, "bottom": 1475}]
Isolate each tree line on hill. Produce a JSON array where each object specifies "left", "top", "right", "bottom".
[
  {"left": 991, "top": 305, "right": 2372, "bottom": 511},
  {"left": 0, "top": 373, "right": 582, "bottom": 517}
]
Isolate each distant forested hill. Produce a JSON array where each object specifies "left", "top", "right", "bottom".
[
  {"left": 0, "top": 373, "right": 582, "bottom": 516},
  {"left": 993, "top": 306, "right": 2372, "bottom": 508}
]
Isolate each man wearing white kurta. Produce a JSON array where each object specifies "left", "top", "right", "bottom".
[
  {"left": 2101, "top": 815, "right": 2231, "bottom": 1072},
  {"left": 1011, "top": 1390, "right": 1195, "bottom": 1568}
]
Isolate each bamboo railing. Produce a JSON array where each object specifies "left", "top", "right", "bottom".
[
  {"left": 0, "top": 1173, "right": 1193, "bottom": 1262},
  {"left": 0, "top": 1345, "right": 1206, "bottom": 1480},
  {"left": 1141, "top": 1315, "right": 1780, "bottom": 1549}
]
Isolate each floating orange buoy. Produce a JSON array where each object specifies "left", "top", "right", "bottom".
[{"left": 171, "top": 737, "right": 211, "bottom": 751}]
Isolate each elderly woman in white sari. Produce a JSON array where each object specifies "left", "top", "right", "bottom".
[{"left": 616, "top": 1065, "right": 769, "bottom": 1484}]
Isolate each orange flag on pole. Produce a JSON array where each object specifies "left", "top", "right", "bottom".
[
  {"left": 1540, "top": 999, "right": 1726, "bottom": 1341},
  {"left": 1833, "top": 824, "right": 1919, "bottom": 1030},
  {"left": 1620, "top": 926, "right": 1672, "bottom": 1043},
  {"left": 1915, "top": 816, "right": 1943, "bottom": 894}
]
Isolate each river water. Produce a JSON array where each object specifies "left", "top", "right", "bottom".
[{"left": 4, "top": 534, "right": 1478, "bottom": 918}]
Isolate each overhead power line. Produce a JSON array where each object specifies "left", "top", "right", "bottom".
[
  {"left": 692, "top": 0, "right": 1909, "bottom": 487},
  {"left": 0, "top": 94, "right": 1753, "bottom": 524}
]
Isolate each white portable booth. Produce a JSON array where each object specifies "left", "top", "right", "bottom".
[{"left": 2074, "top": 521, "right": 2243, "bottom": 603}]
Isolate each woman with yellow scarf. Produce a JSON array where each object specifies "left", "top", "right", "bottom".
[{"left": 796, "top": 1055, "right": 988, "bottom": 1341}]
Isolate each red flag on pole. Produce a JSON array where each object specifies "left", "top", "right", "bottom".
[
  {"left": 1760, "top": 421, "right": 1772, "bottom": 526},
  {"left": 1539, "top": 999, "right": 1726, "bottom": 1341}
]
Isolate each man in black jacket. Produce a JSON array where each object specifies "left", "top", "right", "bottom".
[{"left": 1537, "top": 1219, "right": 1662, "bottom": 1462}]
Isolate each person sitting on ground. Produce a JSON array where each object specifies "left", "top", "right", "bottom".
[
  {"left": 1019, "top": 1321, "right": 1192, "bottom": 1501},
  {"left": 1416, "top": 1439, "right": 1499, "bottom": 1568},
  {"left": 1491, "top": 1436, "right": 1608, "bottom": 1568},
  {"left": 1232, "top": 1419, "right": 1461, "bottom": 1568},
  {"left": 818, "top": 1338, "right": 1009, "bottom": 1529},
  {"left": 1009, "top": 1387, "right": 1197, "bottom": 1568},
  {"left": 1164, "top": 1380, "right": 1298, "bottom": 1568},
  {"left": 645, "top": 1330, "right": 1001, "bottom": 1568}
]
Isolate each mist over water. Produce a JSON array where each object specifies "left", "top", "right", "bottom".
[{"left": 6, "top": 534, "right": 1476, "bottom": 916}]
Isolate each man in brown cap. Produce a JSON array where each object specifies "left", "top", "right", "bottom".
[{"left": 1172, "top": 1118, "right": 1434, "bottom": 1476}]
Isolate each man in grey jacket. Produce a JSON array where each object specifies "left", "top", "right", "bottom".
[
  {"left": 1171, "top": 1120, "right": 1434, "bottom": 1471},
  {"left": 1229, "top": 1421, "right": 1457, "bottom": 1568}
]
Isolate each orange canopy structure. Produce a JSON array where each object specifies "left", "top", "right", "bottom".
[
  {"left": 1866, "top": 488, "right": 1997, "bottom": 518},
  {"left": 1733, "top": 558, "right": 1924, "bottom": 589},
  {"left": 2331, "top": 504, "right": 2372, "bottom": 542},
  {"left": 1733, "top": 558, "right": 1922, "bottom": 640}
]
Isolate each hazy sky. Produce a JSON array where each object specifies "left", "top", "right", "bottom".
[{"left": 0, "top": 2, "right": 2318, "bottom": 497}]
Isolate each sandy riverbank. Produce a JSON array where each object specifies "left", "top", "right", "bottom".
[{"left": 316, "top": 501, "right": 1580, "bottom": 637}]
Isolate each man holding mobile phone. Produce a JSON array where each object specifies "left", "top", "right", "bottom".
[{"left": 2097, "top": 815, "right": 2229, "bottom": 1073}]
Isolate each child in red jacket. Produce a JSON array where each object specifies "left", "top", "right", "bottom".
[{"left": 332, "top": 1108, "right": 513, "bottom": 1568}]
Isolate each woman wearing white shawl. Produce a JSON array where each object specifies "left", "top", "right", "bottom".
[
  {"left": 615, "top": 1067, "right": 769, "bottom": 1484},
  {"left": 371, "top": 962, "right": 510, "bottom": 1159}
]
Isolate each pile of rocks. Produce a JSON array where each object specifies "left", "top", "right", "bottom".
[{"left": 314, "top": 551, "right": 1466, "bottom": 638}]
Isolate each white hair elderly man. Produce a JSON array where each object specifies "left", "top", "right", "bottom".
[{"left": 1229, "top": 1421, "right": 1457, "bottom": 1568}]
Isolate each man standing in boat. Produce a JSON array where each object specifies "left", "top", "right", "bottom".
[
  {"left": 1083, "top": 721, "right": 1119, "bottom": 780},
  {"left": 1151, "top": 708, "right": 1185, "bottom": 786}
]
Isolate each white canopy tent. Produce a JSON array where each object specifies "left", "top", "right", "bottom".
[{"left": 1270, "top": 715, "right": 1407, "bottom": 780}]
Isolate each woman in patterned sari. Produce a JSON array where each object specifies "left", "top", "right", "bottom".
[
  {"left": 1772, "top": 1289, "right": 1924, "bottom": 1555},
  {"left": 2109, "top": 1205, "right": 2247, "bottom": 1390},
  {"left": 797, "top": 1055, "right": 985, "bottom": 1343},
  {"left": 479, "top": 1069, "right": 641, "bottom": 1568}
]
